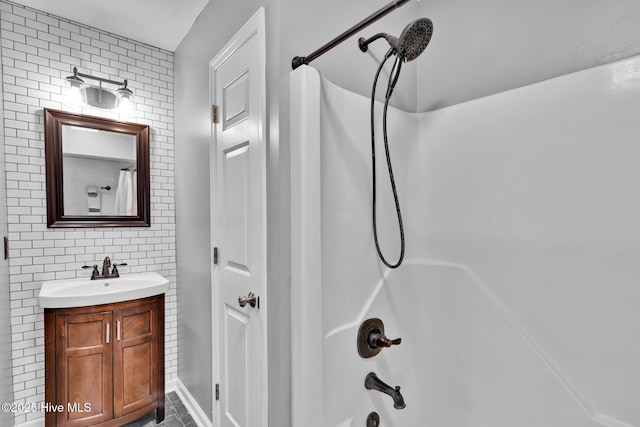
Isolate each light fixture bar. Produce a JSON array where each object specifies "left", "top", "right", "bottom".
[{"left": 72, "top": 66, "right": 127, "bottom": 87}]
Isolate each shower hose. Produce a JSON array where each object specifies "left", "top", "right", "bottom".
[{"left": 370, "top": 48, "right": 405, "bottom": 269}]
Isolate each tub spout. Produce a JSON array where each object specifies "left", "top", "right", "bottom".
[{"left": 364, "top": 372, "right": 405, "bottom": 409}]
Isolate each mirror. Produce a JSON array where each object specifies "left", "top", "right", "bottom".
[{"left": 44, "top": 108, "right": 150, "bottom": 227}]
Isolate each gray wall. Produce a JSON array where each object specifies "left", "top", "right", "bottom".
[{"left": 174, "top": 0, "right": 280, "bottom": 422}]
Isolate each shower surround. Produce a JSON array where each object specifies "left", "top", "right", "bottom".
[{"left": 291, "top": 56, "right": 640, "bottom": 426}]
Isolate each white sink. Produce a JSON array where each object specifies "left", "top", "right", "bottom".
[{"left": 39, "top": 272, "right": 169, "bottom": 308}]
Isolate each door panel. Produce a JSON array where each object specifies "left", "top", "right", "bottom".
[
  {"left": 211, "top": 8, "right": 266, "bottom": 427},
  {"left": 67, "top": 354, "right": 105, "bottom": 420},
  {"left": 223, "top": 71, "right": 250, "bottom": 128},
  {"left": 113, "top": 301, "right": 158, "bottom": 417},
  {"left": 224, "top": 142, "right": 250, "bottom": 272},
  {"left": 224, "top": 305, "right": 250, "bottom": 426},
  {"left": 56, "top": 312, "right": 113, "bottom": 427}
]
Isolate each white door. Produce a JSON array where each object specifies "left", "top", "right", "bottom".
[{"left": 210, "top": 8, "right": 267, "bottom": 427}]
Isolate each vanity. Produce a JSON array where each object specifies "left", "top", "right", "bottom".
[
  {"left": 39, "top": 109, "right": 164, "bottom": 425},
  {"left": 40, "top": 272, "right": 169, "bottom": 426},
  {"left": 39, "top": 108, "right": 163, "bottom": 425}
]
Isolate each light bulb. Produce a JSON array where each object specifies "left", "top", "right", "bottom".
[
  {"left": 117, "top": 95, "right": 135, "bottom": 118},
  {"left": 116, "top": 81, "right": 135, "bottom": 119},
  {"left": 63, "top": 68, "right": 85, "bottom": 110},
  {"left": 64, "top": 84, "right": 84, "bottom": 109}
]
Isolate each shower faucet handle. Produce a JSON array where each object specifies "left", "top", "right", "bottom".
[
  {"left": 358, "top": 318, "right": 402, "bottom": 358},
  {"left": 369, "top": 331, "right": 402, "bottom": 348}
]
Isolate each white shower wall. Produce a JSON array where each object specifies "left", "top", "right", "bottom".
[
  {"left": 292, "top": 54, "right": 640, "bottom": 426},
  {"left": 408, "top": 54, "right": 640, "bottom": 425}
]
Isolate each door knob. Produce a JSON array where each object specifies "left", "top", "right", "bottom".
[{"left": 238, "top": 291, "right": 258, "bottom": 308}]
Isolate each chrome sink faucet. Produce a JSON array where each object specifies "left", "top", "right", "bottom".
[{"left": 82, "top": 257, "right": 128, "bottom": 280}]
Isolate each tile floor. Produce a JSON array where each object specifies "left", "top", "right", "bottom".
[{"left": 123, "top": 392, "right": 196, "bottom": 427}]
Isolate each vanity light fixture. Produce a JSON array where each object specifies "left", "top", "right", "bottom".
[{"left": 64, "top": 67, "right": 136, "bottom": 118}]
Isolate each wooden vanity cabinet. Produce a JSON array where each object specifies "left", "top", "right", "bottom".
[{"left": 45, "top": 295, "right": 165, "bottom": 427}]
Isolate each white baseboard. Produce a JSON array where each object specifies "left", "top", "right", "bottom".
[
  {"left": 14, "top": 377, "right": 209, "bottom": 427},
  {"left": 166, "top": 377, "right": 178, "bottom": 392},
  {"left": 173, "top": 377, "right": 213, "bottom": 427},
  {"left": 15, "top": 418, "right": 42, "bottom": 427}
]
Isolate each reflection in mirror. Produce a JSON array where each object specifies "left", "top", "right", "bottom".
[
  {"left": 62, "top": 125, "right": 138, "bottom": 216},
  {"left": 44, "top": 108, "right": 150, "bottom": 228}
]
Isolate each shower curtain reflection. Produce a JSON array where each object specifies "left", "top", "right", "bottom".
[{"left": 115, "top": 169, "right": 137, "bottom": 215}]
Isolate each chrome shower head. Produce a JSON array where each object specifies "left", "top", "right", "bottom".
[{"left": 358, "top": 18, "right": 433, "bottom": 61}]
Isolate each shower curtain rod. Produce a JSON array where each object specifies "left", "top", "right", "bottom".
[{"left": 291, "top": 0, "right": 411, "bottom": 70}]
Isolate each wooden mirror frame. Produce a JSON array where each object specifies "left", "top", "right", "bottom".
[{"left": 44, "top": 108, "right": 151, "bottom": 227}]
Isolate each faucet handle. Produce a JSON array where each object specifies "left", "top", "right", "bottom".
[
  {"left": 111, "top": 263, "right": 128, "bottom": 277},
  {"left": 82, "top": 264, "right": 99, "bottom": 280},
  {"left": 369, "top": 331, "right": 402, "bottom": 348},
  {"left": 358, "top": 318, "right": 402, "bottom": 358}
]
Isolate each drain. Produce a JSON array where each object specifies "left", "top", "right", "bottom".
[
  {"left": 104, "top": 282, "right": 110, "bottom": 287},
  {"left": 366, "top": 412, "right": 380, "bottom": 427}
]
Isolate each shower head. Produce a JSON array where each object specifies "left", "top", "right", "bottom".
[
  {"left": 363, "top": 21, "right": 432, "bottom": 270},
  {"left": 396, "top": 18, "right": 433, "bottom": 61},
  {"left": 358, "top": 18, "right": 433, "bottom": 61}
]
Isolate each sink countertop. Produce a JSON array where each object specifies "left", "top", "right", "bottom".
[{"left": 38, "top": 271, "right": 170, "bottom": 308}]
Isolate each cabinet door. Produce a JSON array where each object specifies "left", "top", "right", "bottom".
[
  {"left": 113, "top": 300, "right": 159, "bottom": 417},
  {"left": 55, "top": 312, "right": 113, "bottom": 427}
]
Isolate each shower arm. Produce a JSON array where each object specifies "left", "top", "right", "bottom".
[
  {"left": 291, "top": 0, "right": 411, "bottom": 70},
  {"left": 358, "top": 33, "right": 396, "bottom": 53}
]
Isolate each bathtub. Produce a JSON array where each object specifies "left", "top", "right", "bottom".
[{"left": 291, "top": 62, "right": 640, "bottom": 426}]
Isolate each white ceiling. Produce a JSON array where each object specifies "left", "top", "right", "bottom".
[
  {"left": 9, "top": 0, "right": 210, "bottom": 51},
  {"left": 415, "top": 0, "right": 640, "bottom": 111}
]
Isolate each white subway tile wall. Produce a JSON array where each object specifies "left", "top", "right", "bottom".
[{"left": 0, "top": 1, "right": 177, "bottom": 424}]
